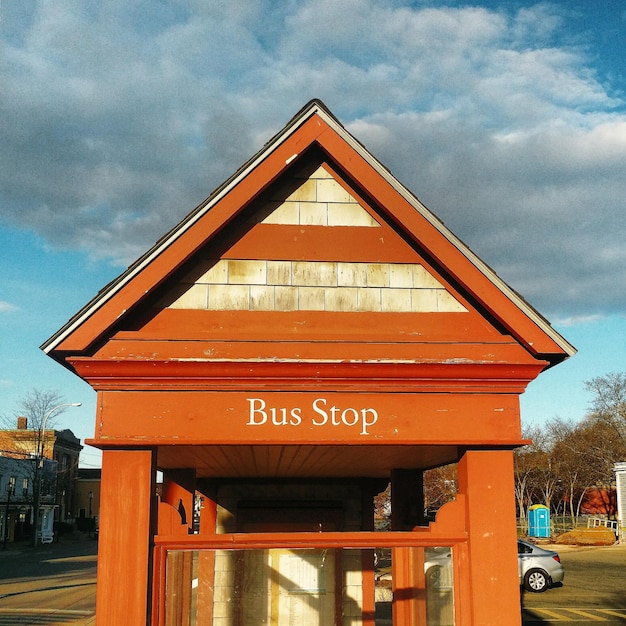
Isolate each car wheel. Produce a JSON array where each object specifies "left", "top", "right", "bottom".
[{"left": 524, "top": 568, "right": 549, "bottom": 593}]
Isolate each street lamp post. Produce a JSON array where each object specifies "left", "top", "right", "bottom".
[
  {"left": 32, "top": 402, "right": 81, "bottom": 546},
  {"left": 3, "top": 481, "right": 15, "bottom": 550}
]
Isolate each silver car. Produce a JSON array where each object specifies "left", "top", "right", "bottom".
[{"left": 518, "top": 539, "right": 564, "bottom": 592}]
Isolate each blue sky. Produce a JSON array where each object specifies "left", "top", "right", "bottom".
[{"left": 1, "top": 1, "right": 625, "bottom": 467}]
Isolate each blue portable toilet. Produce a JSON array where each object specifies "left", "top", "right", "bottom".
[{"left": 528, "top": 504, "right": 551, "bottom": 538}]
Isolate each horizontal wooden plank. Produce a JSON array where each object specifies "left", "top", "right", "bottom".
[
  {"left": 92, "top": 390, "right": 522, "bottom": 447},
  {"left": 224, "top": 224, "right": 412, "bottom": 262},
  {"left": 92, "top": 338, "right": 533, "bottom": 363},
  {"left": 153, "top": 528, "right": 468, "bottom": 548},
  {"left": 71, "top": 357, "right": 545, "bottom": 394},
  {"left": 119, "top": 309, "right": 502, "bottom": 342}
]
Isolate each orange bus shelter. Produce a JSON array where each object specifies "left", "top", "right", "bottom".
[{"left": 43, "top": 100, "right": 574, "bottom": 625}]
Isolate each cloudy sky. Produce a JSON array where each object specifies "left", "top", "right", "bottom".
[{"left": 1, "top": 1, "right": 625, "bottom": 466}]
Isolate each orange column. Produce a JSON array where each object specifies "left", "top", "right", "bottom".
[
  {"left": 457, "top": 449, "right": 521, "bottom": 626},
  {"left": 96, "top": 449, "right": 155, "bottom": 626}
]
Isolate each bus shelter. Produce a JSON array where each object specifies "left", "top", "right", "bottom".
[{"left": 43, "top": 100, "right": 574, "bottom": 626}]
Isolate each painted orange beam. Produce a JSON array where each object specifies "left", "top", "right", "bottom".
[
  {"left": 90, "top": 390, "right": 521, "bottom": 445},
  {"left": 116, "top": 309, "right": 505, "bottom": 342},
  {"left": 91, "top": 338, "right": 528, "bottom": 363},
  {"left": 153, "top": 531, "right": 467, "bottom": 550},
  {"left": 71, "top": 358, "right": 545, "bottom": 394}
]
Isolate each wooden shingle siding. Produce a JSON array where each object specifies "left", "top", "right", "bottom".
[
  {"left": 258, "top": 166, "right": 379, "bottom": 227},
  {"left": 166, "top": 260, "right": 467, "bottom": 313}
]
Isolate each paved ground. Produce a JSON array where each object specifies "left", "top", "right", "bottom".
[
  {"left": 522, "top": 542, "right": 626, "bottom": 624},
  {"left": 0, "top": 534, "right": 97, "bottom": 625}
]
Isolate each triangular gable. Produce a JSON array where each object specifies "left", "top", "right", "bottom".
[
  {"left": 42, "top": 100, "right": 574, "bottom": 365},
  {"left": 158, "top": 163, "right": 466, "bottom": 316}
]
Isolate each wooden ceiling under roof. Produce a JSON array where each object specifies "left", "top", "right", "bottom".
[{"left": 156, "top": 444, "right": 460, "bottom": 478}]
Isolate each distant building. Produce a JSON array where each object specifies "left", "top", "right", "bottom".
[
  {"left": 0, "top": 417, "right": 83, "bottom": 534},
  {"left": 579, "top": 487, "right": 617, "bottom": 516},
  {"left": 0, "top": 455, "right": 56, "bottom": 543},
  {"left": 73, "top": 468, "right": 101, "bottom": 528}
]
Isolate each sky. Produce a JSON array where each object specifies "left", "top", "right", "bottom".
[{"left": 1, "top": 0, "right": 625, "bottom": 468}]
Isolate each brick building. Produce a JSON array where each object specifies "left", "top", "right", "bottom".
[{"left": 0, "top": 418, "right": 83, "bottom": 530}]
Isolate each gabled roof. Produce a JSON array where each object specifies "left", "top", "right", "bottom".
[{"left": 42, "top": 99, "right": 574, "bottom": 364}]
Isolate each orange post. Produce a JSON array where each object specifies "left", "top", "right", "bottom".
[
  {"left": 457, "top": 449, "right": 522, "bottom": 625},
  {"left": 96, "top": 449, "right": 155, "bottom": 626}
]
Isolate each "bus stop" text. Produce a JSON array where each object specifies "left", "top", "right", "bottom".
[{"left": 246, "top": 397, "right": 379, "bottom": 435}]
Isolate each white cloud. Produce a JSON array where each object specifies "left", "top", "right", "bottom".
[
  {"left": 552, "top": 314, "right": 605, "bottom": 328},
  {"left": 1, "top": 1, "right": 624, "bottom": 319},
  {"left": 0, "top": 301, "right": 19, "bottom": 313}
]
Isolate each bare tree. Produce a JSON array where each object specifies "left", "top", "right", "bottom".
[
  {"left": 515, "top": 423, "right": 549, "bottom": 517},
  {"left": 577, "top": 416, "right": 626, "bottom": 489},
  {"left": 583, "top": 373, "right": 626, "bottom": 514},
  {"left": 1, "top": 389, "right": 66, "bottom": 457},
  {"left": 547, "top": 417, "right": 595, "bottom": 525},
  {"left": 373, "top": 482, "right": 391, "bottom": 529},
  {"left": 585, "top": 372, "right": 626, "bottom": 443},
  {"left": 544, "top": 407, "right": 625, "bottom": 523},
  {"left": 533, "top": 450, "right": 559, "bottom": 511},
  {"left": 18, "top": 388, "right": 66, "bottom": 430}
]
